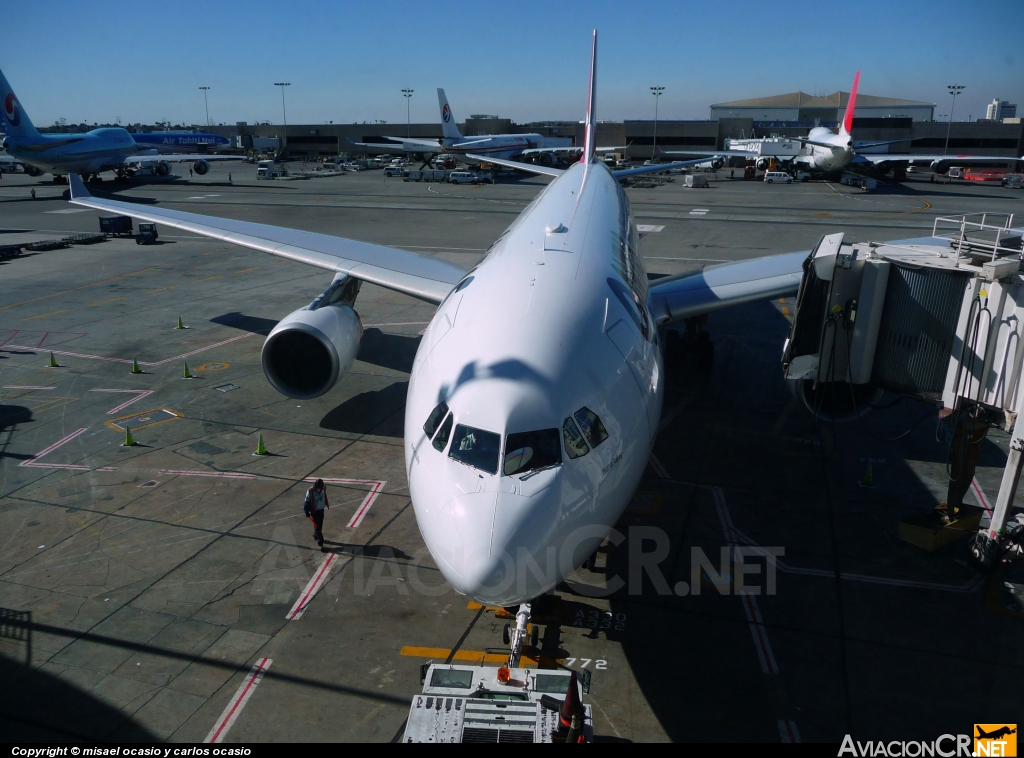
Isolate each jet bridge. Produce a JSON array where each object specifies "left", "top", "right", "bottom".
[{"left": 782, "top": 214, "right": 1024, "bottom": 564}]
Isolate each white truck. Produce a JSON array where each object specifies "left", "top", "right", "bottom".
[
  {"left": 684, "top": 174, "right": 709, "bottom": 187},
  {"left": 256, "top": 160, "right": 287, "bottom": 179}
]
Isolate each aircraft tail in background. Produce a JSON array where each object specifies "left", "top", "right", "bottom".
[
  {"left": 0, "top": 67, "right": 41, "bottom": 140},
  {"left": 437, "top": 89, "right": 463, "bottom": 141},
  {"left": 840, "top": 71, "right": 860, "bottom": 136}
]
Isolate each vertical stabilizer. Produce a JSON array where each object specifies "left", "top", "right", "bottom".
[
  {"left": 581, "top": 31, "right": 598, "bottom": 161},
  {"left": 0, "top": 67, "right": 40, "bottom": 139},
  {"left": 437, "top": 89, "right": 463, "bottom": 142},
  {"left": 840, "top": 71, "right": 860, "bottom": 136}
]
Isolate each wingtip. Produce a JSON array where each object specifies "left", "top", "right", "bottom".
[{"left": 67, "top": 173, "right": 90, "bottom": 200}]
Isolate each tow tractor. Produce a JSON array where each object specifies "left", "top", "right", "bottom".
[
  {"left": 135, "top": 223, "right": 158, "bottom": 245},
  {"left": 403, "top": 604, "right": 593, "bottom": 743}
]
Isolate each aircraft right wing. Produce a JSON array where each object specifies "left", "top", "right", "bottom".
[
  {"left": 647, "top": 250, "right": 808, "bottom": 324},
  {"left": 858, "top": 152, "right": 1024, "bottom": 165},
  {"left": 66, "top": 174, "right": 466, "bottom": 304},
  {"left": 660, "top": 148, "right": 758, "bottom": 158},
  {"left": 466, "top": 154, "right": 564, "bottom": 178}
]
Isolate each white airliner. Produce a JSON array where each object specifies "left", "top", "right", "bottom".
[
  {"left": 65, "top": 32, "right": 805, "bottom": 606},
  {"left": 361, "top": 88, "right": 626, "bottom": 168},
  {"left": 0, "top": 67, "right": 242, "bottom": 183},
  {"left": 664, "top": 72, "right": 1023, "bottom": 176}
]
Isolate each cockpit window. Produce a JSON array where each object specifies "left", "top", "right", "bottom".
[
  {"left": 562, "top": 418, "right": 590, "bottom": 459},
  {"left": 432, "top": 412, "right": 454, "bottom": 452},
  {"left": 423, "top": 401, "right": 449, "bottom": 439},
  {"left": 449, "top": 425, "right": 501, "bottom": 474},
  {"left": 503, "top": 429, "right": 561, "bottom": 477},
  {"left": 574, "top": 408, "right": 609, "bottom": 448}
]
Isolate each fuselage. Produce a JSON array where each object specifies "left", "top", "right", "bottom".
[
  {"left": 3, "top": 127, "right": 137, "bottom": 175},
  {"left": 132, "top": 132, "right": 230, "bottom": 153},
  {"left": 444, "top": 133, "right": 544, "bottom": 161},
  {"left": 798, "top": 126, "right": 855, "bottom": 174},
  {"left": 404, "top": 160, "right": 664, "bottom": 605}
]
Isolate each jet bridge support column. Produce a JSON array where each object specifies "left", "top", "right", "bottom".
[{"left": 972, "top": 400, "right": 1024, "bottom": 568}]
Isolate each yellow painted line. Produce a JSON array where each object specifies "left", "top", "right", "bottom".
[
  {"left": 87, "top": 296, "right": 126, "bottom": 307},
  {"left": 194, "top": 275, "right": 222, "bottom": 283},
  {"left": 104, "top": 407, "right": 183, "bottom": 432},
  {"left": 777, "top": 298, "right": 786, "bottom": 304},
  {"left": 272, "top": 261, "right": 289, "bottom": 265},
  {"left": 201, "top": 247, "right": 232, "bottom": 256},
  {"left": 234, "top": 267, "right": 259, "bottom": 274},
  {"left": 144, "top": 285, "right": 177, "bottom": 295},
  {"left": 0, "top": 266, "right": 157, "bottom": 312},
  {"left": 782, "top": 306, "right": 791, "bottom": 318},
  {"left": 22, "top": 309, "right": 69, "bottom": 322},
  {"left": 467, "top": 601, "right": 505, "bottom": 612},
  {"left": 399, "top": 646, "right": 558, "bottom": 666}
]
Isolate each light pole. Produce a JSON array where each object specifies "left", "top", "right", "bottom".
[
  {"left": 274, "top": 82, "right": 290, "bottom": 151},
  {"left": 198, "top": 86, "right": 210, "bottom": 127},
  {"left": 650, "top": 86, "right": 665, "bottom": 161},
  {"left": 402, "top": 89, "right": 414, "bottom": 138},
  {"left": 943, "top": 84, "right": 964, "bottom": 156}
]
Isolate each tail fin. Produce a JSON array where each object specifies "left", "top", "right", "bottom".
[
  {"left": 437, "top": 89, "right": 462, "bottom": 141},
  {"left": 581, "top": 30, "right": 597, "bottom": 161},
  {"left": 840, "top": 71, "right": 860, "bottom": 136},
  {"left": 0, "top": 66, "right": 40, "bottom": 139}
]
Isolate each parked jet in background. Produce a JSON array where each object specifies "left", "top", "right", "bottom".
[
  {"left": 0, "top": 68, "right": 242, "bottom": 182},
  {"left": 664, "top": 72, "right": 1022, "bottom": 176}
]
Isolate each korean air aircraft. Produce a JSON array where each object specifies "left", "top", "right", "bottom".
[
  {"left": 131, "top": 132, "right": 232, "bottom": 153},
  {"left": 64, "top": 33, "right": 805, "bottom": 610},
  {"left": 0, "top": 67, "right": 241, "bottom": 182}
]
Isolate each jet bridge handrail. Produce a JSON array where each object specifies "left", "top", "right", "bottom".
[{"left": 932, "top": 213, "right": 1020, "bottom": 266}]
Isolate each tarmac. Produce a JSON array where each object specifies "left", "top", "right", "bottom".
[{"left": 1, "top": 162, "right": 1023, "bottom": 742}]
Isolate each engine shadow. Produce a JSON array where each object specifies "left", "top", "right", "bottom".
[
  {"left": 210, "top": 311, "right": 278, "bottom": 336},
  {"left": 357, "top": 328, "right": 420, "bottom": 374},
  {"left": 320, "top": 381, "right": 408, "bottom": 437}
]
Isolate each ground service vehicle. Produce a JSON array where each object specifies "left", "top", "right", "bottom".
[
  {"left": 764, "top": 171, "right": 793, "bottom": 184},
  {"left": 136, "top": 223, "right": 158, "bottom": 245},
  {"left": 99, "top": 215, "right": 133, "bottom": 236}
]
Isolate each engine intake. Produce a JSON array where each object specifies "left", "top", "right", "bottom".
[
  {"left": 710, "top": 156, "right": 725, "bottom": 170},
  {"left": 193, "top": 159, "right": 210, "bottom": 175},
  {"left": 261, "top": 276, "right": 363, "bottom": 399}
]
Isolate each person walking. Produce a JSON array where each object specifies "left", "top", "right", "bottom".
[
  {"left": 189, "top": 166, "right": 193, "bottom": 177},
  {"left": 30, "top": 188, "right": 35, "bottom": 200},
  {"left": 228, "top": 171, "right": 232, "bottom": 184},
  {"left": 304, "top": 478, "right": 330, "bottom": 549}
]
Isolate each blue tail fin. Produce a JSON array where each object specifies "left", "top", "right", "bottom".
[{"left": 0, "top": 66, "right": 40, "bottom": 139}]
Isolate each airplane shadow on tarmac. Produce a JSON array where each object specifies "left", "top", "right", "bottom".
[
  {"left": 320, "top": 381, "right": 408, "bottom": 437},
  {"left": 0, "top": 404, "right": 33, "bottom": 461}
]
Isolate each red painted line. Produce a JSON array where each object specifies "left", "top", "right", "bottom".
[
  {"left": 147, "top": 333, "right": 254, "bottom": 366},
  {"left": 17, "top": 427, "right": 114, "bottom": 472},
  {"left": 159, "top": 469, "right": 257, "bottom": 479},
  {"left": 347, "top": 481, "right": 385, "bottom": 528},
  {"left": 971, "top": 477, "right": 993, "bottom": 516},
  {"left": 90, "top": 388, "right": 155, "bottom": 415},
  {"left": 204, "top": 657, "right": 273, "bottom": 743},
  {"left": 286, "top": 554, "right": 337, "bottom": 620}
]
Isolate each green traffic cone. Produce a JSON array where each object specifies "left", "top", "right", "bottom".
[
  {"left": 122, "top": 424, "right": 136, "bottom": 447},
  {"left": 131, "top": 357, "right": 141, "bottom": 374},
  {"left": 175, "top": 316, "right": 186, "bottom": 330},
  {"left": 861, "top": 462, "right": 874, "bottom": 488},
  {"left": 253, "top": 432, "right": 267, "bottom": 456},
  {"left": 182, "top": 360, "right": 192, "bottom": 379},
  {"left": 47, "top": 351, "right": 59, "bottom": 368}
]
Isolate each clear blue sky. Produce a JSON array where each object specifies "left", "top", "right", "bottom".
[{"left": 4, "top": 0, "right": 1023, "bottom": 127}]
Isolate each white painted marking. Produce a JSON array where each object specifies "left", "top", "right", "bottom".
[
  {"left": 204, "top": 657, "right": 272, "bottom": 743},
  {"left": 3, "top": 386, "right": 56, "bottom": 390},
  {"left": 689, "top": 208, "right": 709, "bottom": 216},
  {"left": 159, "top": 469, "right": 257, "bottom": 480},
  {"left": 286, "top": 554, "right": 337, "bottom": 620},
  {"left": 636, "top": 224, "right": 664, "bottom": 233},
  {"left": 90, "top": 388, "right": 154, "bottom": 414},
  {"left": 44, "top": 209, "right": 90, "bottom": 214}
]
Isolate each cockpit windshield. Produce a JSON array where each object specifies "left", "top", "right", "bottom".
[
  {"left": 503, "top": 429, "right": 561, "bottom": 477},
  {"left": 432, "top": 413, "right": 454, "bottom": 452},
  {"left": 562, "top": 417, "right": 590, "bottom": 459},
  {"left": 423, "top": 401, "right": 449, "bottom": 439},
  {"left": 574, "top": 407, "right": 609, "bottom": 448},
  {"left": 448, "top": 424, "right": 501, "bottom": 474}
]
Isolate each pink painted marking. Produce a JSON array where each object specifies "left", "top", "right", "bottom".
[
  {"left": 204, "top": 657, "right": 273, "bottom": 743},
  {"left": 19, "top": 428, "right": 86, "bottom": 468},
  {"left": 361, "top": 321, "right": 430, "bottom": 328},
  {"left": 90, "top": 388, "right": 155, "bottom": 415},
  {"left": 286, "top": 554, "right": 337, "bottom": 620},
  {"left": 147, "top": 333, "right": 254, "bottom": 366},
  {"left": 648, "top": 454, "right": 669, "bottom": 479},
  {"left": 3, "top": 332, "right": 254, "bottom": 367},
  {"left": 159, "top": 469, "right": 257, "bottom": 480},
  {"left": 3, "top": 386, "right": 56, "bottom": 390},
  {"left": 971, "top": 477, "right": 993, "bottom": 516}
]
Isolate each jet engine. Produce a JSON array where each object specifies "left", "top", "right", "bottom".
[
  {"left": 540, "top": 153, "right": 554, "bottom": 167},
  {"left": 23, "top": 165, "right": 43, "bottom": 177},
  {"left": 710, "top": 156, "right": 725, "bottom": 170},
  {"left": 193, "top": 159, "right": 210, "bottom": 175},
  {"left": 756, "top": 157, "right": 770, "bottom": 171},
  {"left": 261, "top": 276, "right": 363, "bottom": 399},
  {"left": 156, "top": 161, "right": 171, "bottom": 176},
  {"left": 930, "top": 160, "right": 951, "bottom": 175}
]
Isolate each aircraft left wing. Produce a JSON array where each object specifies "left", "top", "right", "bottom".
[
  {"left": 66, "top": 173, "right": 466, "bottom": 304},
  {"left": 647, "top": 250, "right": 807, "bottom": 324}
]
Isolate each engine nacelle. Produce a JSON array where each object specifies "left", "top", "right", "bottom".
[
  {"left": 789, "top": 378, "right": 883, "bottom": 423},
  {"left": 755, "top": 157, "right": 770, "bottom": 171},
  {"left": 24, "top": 164, "right": 43, "bottom": 177},
  {"left": 930, "top": 160, "right": 951, "bottom": 175},
  {"left": 156, "top": 161, "right": 171, "bottom": 176},
  {"left": 193, "top": 159, "right": 210, "bottom": 175},
  {"left": 710, "top": 156, "right": 725, "bottom": 170},
  {"left": 540, "top": 152, "right": 554, "bottom": 167},
  {"left": 261, "top": 277, "right": 363, "bottom": 399}
]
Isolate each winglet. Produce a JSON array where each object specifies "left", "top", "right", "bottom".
[
  {"left": 68, "top": 173, "right": 90, "bottom": 201},
  {"left": 841, "top": 71, "right": 860, "bottom": 136},
  {"left": 581, "top": 30, "right": 598, "bottom": 162}
]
